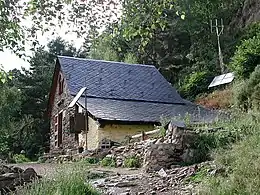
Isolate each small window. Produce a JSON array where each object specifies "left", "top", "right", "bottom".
[
  {"left": 54, "top": 115, "right": 58, "bottom": 132},
  {"left": 58, "top": 74, "right": 64, "bottom": 95}
]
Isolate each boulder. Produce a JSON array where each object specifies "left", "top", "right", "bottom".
[{"left": 0, "top": 166, "right": 40, "bottom": 193}]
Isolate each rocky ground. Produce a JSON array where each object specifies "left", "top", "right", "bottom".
[
  {"left": 90, "top": 163, "right": 211, "bottom": 195},
  {"left": 7, "top": 160, "right": 218, "bottom": 195},
  {"left": 3, "top": 125, "right": 219, "bottom": 194}
]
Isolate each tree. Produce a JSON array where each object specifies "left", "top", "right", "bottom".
[
  {"left": 0, "top": 0, "right": 121, "bottom": 53},
  {"left": 229, "top": 28, "right": 260, "bottom": 79},
  {"left": 0, "top": 84, "right": 22, "bottom": 157},
  {"left": 88, "top": 0, "right": 245, "bottom": 100},
  {"left": 6, "top": 37, "right": 84, "bottom": 158}
]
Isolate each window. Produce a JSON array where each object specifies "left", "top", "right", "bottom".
[
  {"left": 58, "top": 74, "right": 64, "bottom": 95},
  {"left": 54, "top": 115, "right": 58, "bottom": 132}
]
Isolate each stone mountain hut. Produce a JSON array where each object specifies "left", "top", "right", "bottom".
[{"left": 47, "top": 56, "right": 215, "bottom": 154}]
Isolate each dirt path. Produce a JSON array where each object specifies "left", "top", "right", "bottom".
[
  {"left": 9, "top": 162, "right": 140, "bottom": 178},
  {"left": 9, "top": 163, "right": 196, "bottom": 194}
]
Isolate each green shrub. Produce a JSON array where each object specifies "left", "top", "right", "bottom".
[
  {"left": 124, "top": 156, "right": 140, "bottom": 168},
  {"left": 229, "top": 33, "right": 260, "bottom": 79},
  {"left": 13, "top": 154, "right": 30, "bottom": 163},
  {"left": 181, "top": 71, "right": 211, "bottom": 100},
  {"left": 82, "top": 157, "right": 99, "bottom": 164},
  {"left": 101, "top": 157, "right": 116, "bottom": 167},
  {"left": 190, "top": 111, "right": 260, "bottom": 163},
  {"left": 233, "top": 65, "right": 260, "bottom": 111},
  {"left": 199, "top": 134, "right": 260, "bottom": 195}
]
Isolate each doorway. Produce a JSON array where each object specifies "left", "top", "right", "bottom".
[{"left": 58, "top": 112, "right": 63, "bottom": 147}]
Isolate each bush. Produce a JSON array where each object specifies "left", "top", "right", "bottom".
[
  {"left": 199, "top": 134, "right": 260, "bottom": 194},
  {"left": 82, "top": 157, "right": 99, "bottom": 165},
  {"left": 229, "top": 32, "right": 260, "bottom": 79},
  {"left": 181, "top": 71, "right": 211, "bottom": 100},
  {"left": 233, "top": 65, "right": 260, "bottom": 111},
  {"left": 101, "top": 157, "right": 116, "bottom": 167},
  {"left": 13, "top": 154, "right": 30, "bottom": 163},
  {"left": 124, "top": 156, "right": 140, "bottom": 168}
]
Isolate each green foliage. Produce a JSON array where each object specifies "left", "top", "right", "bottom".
[
  {"left": 198, "top": 115, "right": 260, "bottom": 194},
  {"left": 0, "top": 0, "right": 120, "bottom": 53},
  {"left": 82, "top": 157, "right": 99, "bottom": 165},
  {"left": 229, "top": 33, "right": 260, "bottom": 79},
  {"left": 181, "top": 71, "right": 210, "bottom": 99},
  {"left": 19, "top": 165, "right": 100, "bottom": 195},
  {"left": 0, "top": 37, "right": 84, "bottom": 159},
  {"left": 13, "top": 154, "right": 30, "bottom": 164},
  {"left": 88, "top": 33, "right": 119, "bottom": 61},
  {"left": 185, "top": 166, "right": 210, "bottom": 183},
  {"left": 190, "top": 111, "right": 260, "bottom": 164},
  {"left": 233, "top": 65, "right": 260, "bottom": 111},
  {"left": 101, "top": 157, "right": 116, "bottom": 167},
  {"left": 124, "top": 53, "right": 138, "bottom": 64},
  {"left": 159, "top": 126, "right": 167, "bottom": 137},
  {"left": 123, "top": 156, "right": 140, "bottom": 168}
]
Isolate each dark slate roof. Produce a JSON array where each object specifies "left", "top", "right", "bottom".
[
  {"left": 58, "top": 56, "right": 184, "bottom": 104},
  {"left": 77, "top": 97, "right": 217, "bottom": 123}
]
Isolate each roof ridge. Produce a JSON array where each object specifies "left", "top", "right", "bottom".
[
  {"left": 57, "top": 55, "right": 156, "bottom": 68},
  {"left": 73, "top": 95, "right": 185, "bottom": 105}
]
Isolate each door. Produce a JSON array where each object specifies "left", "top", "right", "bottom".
[{"left": 58, "top": 112, "right": 63, "bottom": 147}]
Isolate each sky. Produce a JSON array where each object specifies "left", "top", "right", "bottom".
[
  {"left": 0, "top": 2, "right": 121, "bottom": 72},
  {"left": 0, "top": 30, "right": 84, "bottom": 71},
  {"left": 0, "top": 50, "right": 29, "bottom": 71}
]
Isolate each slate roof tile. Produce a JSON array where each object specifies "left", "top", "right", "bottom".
[
  {"left": 58, "top": 56, "right": 184, "bottom": 104},
  {"left": 57, "top": 56, "right": 216, "bottom": 123},
  {"left": 78, "top": 97, "right": 216, "bottom": 123}
]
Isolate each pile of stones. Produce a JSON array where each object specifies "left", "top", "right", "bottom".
[
  {"left": 104, "top": 123, "right": 198, "bottom": 171},
  {"left": 0, "top": 165, "right": 41, "bottom": 193}
]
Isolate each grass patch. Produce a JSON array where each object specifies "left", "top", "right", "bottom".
[
  {"left": 197, "top": 112, "right": 260, "bottom": 194},
  {"left": 17, "top": 164, "right": 100, "bottom": 195},
  {"left": 81, "top": 157, "right": 99, "bottom": 165},
  {"left": 100, "top": 157, "right": 116, "bottom": 167},
  {"left": 123, "top": 156, "right": 140, "bottom": 168},
  {"left": 13, "top": 154, "right": 30, "bottom": 163}
]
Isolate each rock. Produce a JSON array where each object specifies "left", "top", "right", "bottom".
[
  {"left": 155, "top": 138, "right": 163, "bottom": 145},
  {"left": 115, "top": 181, "right": 137, "bottom": 188},
  {"left": 158, "top": 168, "right": 167, "bottom": 178},
  {"left": 0, "top": 165, "right": 11, "bottom": 174},
  {"left": 0, "top": 166, "right": 40, "bottom": 193}
]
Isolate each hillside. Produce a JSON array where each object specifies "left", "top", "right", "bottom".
[{"left": 230, "top": 0, "right": 260, "bottom": 28}]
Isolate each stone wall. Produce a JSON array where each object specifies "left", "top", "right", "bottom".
[
  {"left": 50, "top": 70, "right": 78, "bottom": 153},
  {"left": 104, "top": 125, "right": 198, "bottom": 172}
]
